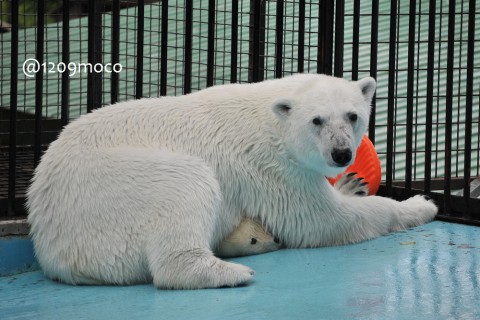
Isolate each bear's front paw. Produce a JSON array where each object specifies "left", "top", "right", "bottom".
[
  {"left": 401, "top": 194, "right": 438, "bottom": 226},
  {"left": 334, "top": 172, "right": 369, "bottom": 197}
]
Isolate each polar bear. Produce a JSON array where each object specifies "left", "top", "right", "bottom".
[{"left": 27, "top": 74, "right": 437, "bottom": 289}]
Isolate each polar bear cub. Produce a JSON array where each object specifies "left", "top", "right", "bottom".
[{"left": 27, "top": 74, "right": 437, "bottom": 289}]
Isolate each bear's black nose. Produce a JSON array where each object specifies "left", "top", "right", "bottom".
[{"left": 331, "top": 148, "right": 352, "bottom": 166}]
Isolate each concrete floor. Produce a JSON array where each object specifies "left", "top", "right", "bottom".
[{"left": 1, "top": 221, "right": 479, "bottom": 320}]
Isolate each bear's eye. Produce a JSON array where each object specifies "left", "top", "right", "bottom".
[
  {"left": 348, "top": 113, "right": 358, "bottom": 122},
  {"left": 251, "top": 238, "right": 257, "bottom": 245},
  {"left": 312, "top": 117, "right": 323, "bottom": 126}
]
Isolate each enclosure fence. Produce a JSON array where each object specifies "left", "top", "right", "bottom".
[{"left": 1, "top": 0, "right": 479, "bottom": 225}]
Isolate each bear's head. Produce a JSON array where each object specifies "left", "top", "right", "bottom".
[{"left": 272, "top": 75, "right": 376, "bottom": 177}]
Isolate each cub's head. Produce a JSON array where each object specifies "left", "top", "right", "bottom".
[
  {"left": 272, "top": 75, "right": 376, "bottom": 177},
  {"left": 216, "top": 218, "right": 281, "bottom": 258}
]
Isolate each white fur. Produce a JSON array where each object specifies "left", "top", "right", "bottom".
[{"left": 27, "top": 74, "right": 437, "bottom": 289}]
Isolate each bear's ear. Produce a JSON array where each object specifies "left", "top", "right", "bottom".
[
  {"left": 272, "top": 99, "right": 293, "bottom": 120},
  {"left": 357, "top": 77, "right": 377, "bottom": 104}
]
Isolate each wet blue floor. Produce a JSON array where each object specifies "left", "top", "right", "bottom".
[{"left": 1, "top": 221, "right": 479, "bottom": 320}]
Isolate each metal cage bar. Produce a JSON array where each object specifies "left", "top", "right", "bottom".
[
  {"left": 135, "top": 0, "right": 145, "bottom": 99},
  {"left": 297, "top": 0, "right": 305, "bottom": 73},
  {"left": 464, "top": 0, "right": 476, "bottom": 215},
  {"left": 111, "top": 0, "right": 120, "bottom": 104},
  {"left": 183, "top": 1, "right": 193, "bottom": 94},
  {"left": 160, "top": 0, "right": 168, "bottom": 96},
  {"left": 34, "top": 0, "right": 45, "bottom": 167},
  {"left": 333, "top": 0, "right": 344, "bottom": 77},
  {"left": 7, "top": 0, "right": 19, "bottom": 216},
  {"left": 385, "top": 0, "right": 398, "bottom": 197},
  {"left": 405, "top": 0, "right": 417, "bottom": 197},
  {"left": 87, "top": 0, "right": 103, "bottom": 112},
  {"left": 230, "top": 0, "right": 238, "bottom": 83},
  {"left": 317, "top": 0, "right": 333, "bottom": 75},
  {"left": 368, "top": 0, "right": 379, "bottom": 143},
  {"left": 274, "top": 0, "right": 284, "bottom": 78},
  {"left": 351, "top": 0, "right": 359, "bottom": 81},
  {"left": 249, "top": 0, "right": 265, "bottom": 83},
  {"left": 206, "top": 0, "right": 216, "bottom": 87},
  {"left": 61, "top": 0, "right": 71, "bottom": 125},
  {"left": 424, "top": 0, "right": 436, "bottom": 195},
  {"left": 444, "top": 0, "right": 456, "bottom": 214}
]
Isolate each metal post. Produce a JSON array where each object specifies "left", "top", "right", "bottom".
[
  {"left": 368, "top": 0, "right": 379, "bottom": 143},
  {"left": 7, "top": 0, "right": 19, "bottom": 216},
  {"left": 136, "top": 0, "right": 145, "bottom": 99},
  {"left": 463, "top": 0, "right": 476, "bottom": 215},
  {"left": 87, "top": 0, "right": 103, "bottom": 111},
  {"left": 333, "top": 0, "right": 344, "bottom": 77},
  {"left": 275, "top": 0, "right": 284, "bottom": 78},
  {"left": 317, "top": 0, "right": 334, "bottom": 75},
  {"left": 424, "top": 0, "right": 436, "bottom": 195},
  {"left": 111, "top": 0, "right": 120, "bottom": 103},
  {"left": 385, "top": 0, "right": 398, "bottom": 197},
  {"left": 405, "top": 0, "right": 417, "bottom": 197},
  {"left": 160, "top": 0, "right": 169, "bottom": 95},
  {"left": 61, "top": 0, "right": 70, "bottom": 125},
  {"left": 207, "top": 0, "right": 216, "bottom": 87},
  {"left": 249, "top": 0, "right": 265, "bottom": 83},
  {"left": 184, "top": 0, "right": 193, "bottom": 94},
  {"left": 34, "top": 0, "right": 45, "bottom": 167},
  {"left": 230, "top": 0, "right": 238, "bottom": 83}
]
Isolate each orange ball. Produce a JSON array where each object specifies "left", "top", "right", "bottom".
[{"left": 327, "top": 135, "right": 381, "bottom": 195}]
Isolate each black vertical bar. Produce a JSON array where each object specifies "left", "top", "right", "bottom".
[
  {"left": 433, "top": 3, "right": 445, "bottom": 180},
  {"left": 87, "top": 0, "right": 103, "bottom": 111},
  {"left": 275, "top": 0, "right": 284, "bottom": 78},
  {"left": 405, "top": 0, "right": 416, "bottom": 197},
  {"left": 463, "top": 0, "right": 476, "bottom": 213},
  {"left": 385, "top": 0, "right": 398, "bottom": 196},
  {"left": 454, "top": 0, "right": 464, "bottom": 179},
  {"left": 424, "top": 0, "right": 436, "bottom": 195},
  {"left": 34, "top": 0, "right": 45, "bottom": 167},
  {"left": 351, "top": 0, "right": 360, "bottom": 80},
  {"left": 298, "top": 0, "right": 305, "bottom": 73},
  {"left": 184, "top": 0, "right": 193, "bottom": 94},
  {"left": 334, "top": 0, "right": 344, "bottom": 77},
  {"left": 8, "top": 1, "right": 19, "bottom": 216},
  {"left": 230, "top": 0, "right": 238, "bottom": 83},
  {"left": 251, "top": 0, "right": 260, "bottom": 82},
  {"left": 206, "top": 0, "right": 216, "bottom": 87},
  {"left": 111, "top": 0, "right": 120, "bottom": 103},
  {"left": 61, "top": 0, "right": 70, "bottom": 125},
  {"left": 250, "top": 0, "right": 265, "bottom": 82},
  {"left": 317, "top": 0, "right": 334, "bottom": 75},
  {"left": 160, "top": 0, "right": 168, "bottom": 95},
  {"left": 444, "top": 0, "right": 455, "bottom": 213},
  {"left": 368, "top": 0, "right": 378, "bottom": 142},
  {"left": 136, "top": 0, "right": 145, "bottom": 99}
]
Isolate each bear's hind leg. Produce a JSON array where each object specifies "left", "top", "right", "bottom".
[
  {"left": 138, "top": 150, "right": 253, "bottom": 289},
  {"left": 148, "top": 246, "right": 254, "bottom": 289},
  {"left": 146, "top": 206, "right": 254, "bottom": 289}
]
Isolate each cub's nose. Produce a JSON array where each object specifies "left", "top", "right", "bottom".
[{"left": 331, "top": 148, "right": 352, "bottom": 166}]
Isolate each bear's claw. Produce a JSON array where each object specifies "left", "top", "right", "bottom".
[{"left": 334, "top": 172, "right": 370, "bottom": 196}]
